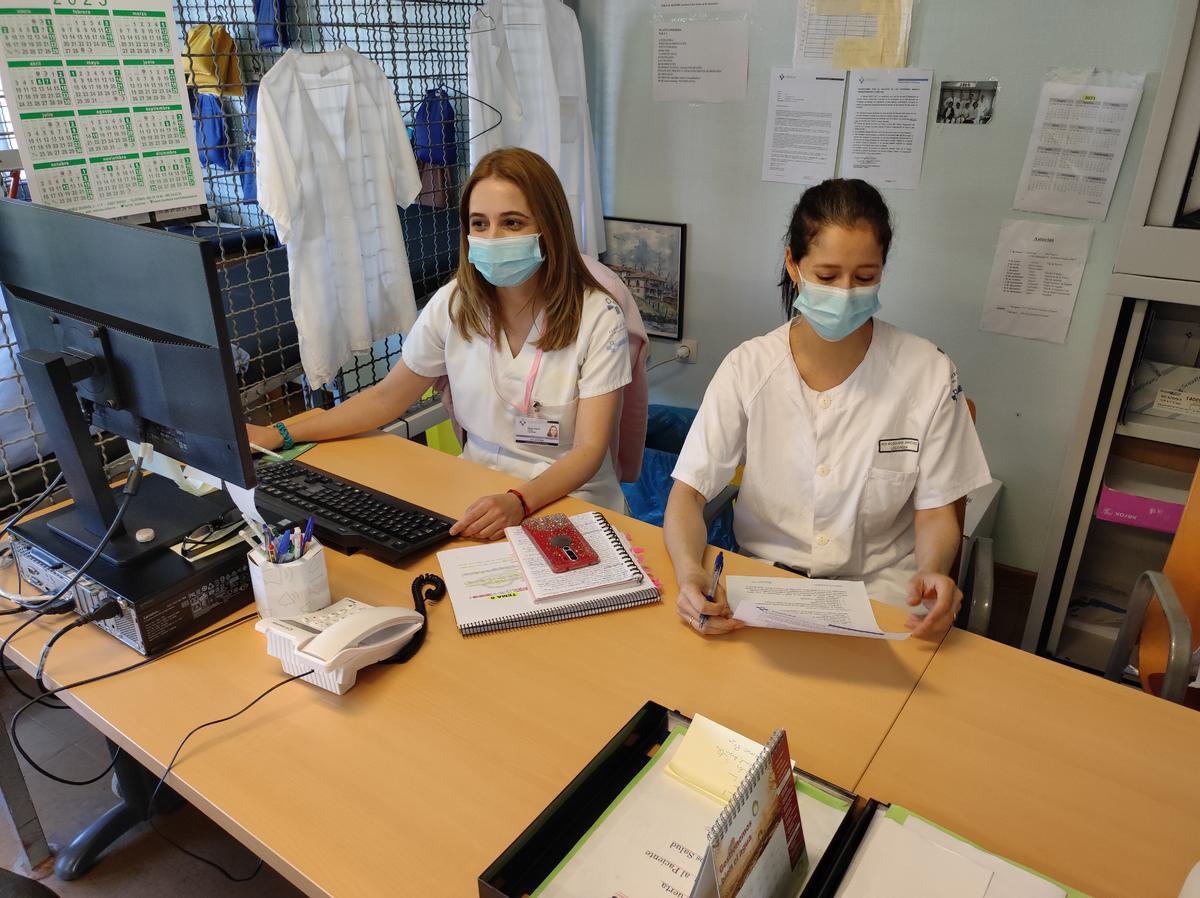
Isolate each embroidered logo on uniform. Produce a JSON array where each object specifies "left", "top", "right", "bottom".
[
  {"left": 949, "top": 366, "right": 963, "bottom": 402},
  {"left": 879, "top": 438, "right": 919, "bottom": 453}
]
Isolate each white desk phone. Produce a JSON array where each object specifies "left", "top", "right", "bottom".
[{"left": 256, "top": 598, "right": 424, "bottom": 694}]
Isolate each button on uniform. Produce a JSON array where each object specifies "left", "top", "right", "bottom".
[
  {"left": 815, "top": 533, "right": 829, "bottom": 546},
  {"left": 819, "top": 396, "right": 832, "bottom": 409},
  {"left": 816, "top": 464, "right": 830, "bottom": 477}
]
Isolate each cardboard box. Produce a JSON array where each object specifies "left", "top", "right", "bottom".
[
  {"left": 1094, "top": 457, "right": 1192, "bottom": 533},
  {"left": 1127, "top": 360, "right": 1200, "bottom": 425}
]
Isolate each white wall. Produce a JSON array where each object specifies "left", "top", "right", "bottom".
[{"left": 578, "top": 0, "right": 1174, "bottom": 572}]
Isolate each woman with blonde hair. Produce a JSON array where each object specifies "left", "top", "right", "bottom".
[{"left": 249, "top": 148, "right": 631, "bottom": 538}]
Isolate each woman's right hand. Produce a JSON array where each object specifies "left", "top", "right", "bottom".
[
  {"left": 246, "top": 423, "right": 284, "bottom": 451},
  {"left": 675, "top": 576, "right": 742, "bottom": 637}
]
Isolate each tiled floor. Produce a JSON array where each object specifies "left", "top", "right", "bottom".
[{"left": 1, "top": 667, "right": 305, "bottom": 897}]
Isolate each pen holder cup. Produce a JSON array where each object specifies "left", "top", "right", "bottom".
[{"left": 247, "top": 538, "right": 331, "bottom": 619}]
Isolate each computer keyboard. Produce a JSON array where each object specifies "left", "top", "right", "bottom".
[{"left": 253, "top": 461, "right": 454, "bottom": 565}]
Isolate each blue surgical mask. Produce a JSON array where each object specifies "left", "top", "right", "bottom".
[
  {"left": 467, "top": 234, "right": 544, "bottom": 287},
  {"left": 792, "top": 275, "right": 881, "bottom": 342}
]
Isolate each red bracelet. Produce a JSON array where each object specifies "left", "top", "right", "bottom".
[{"left": 507, "top": 488, "right": 531, "bottom": 519}]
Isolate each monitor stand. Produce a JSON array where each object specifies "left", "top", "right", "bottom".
[{"left": 44, "top": 474, "right": 236, "bottom": 566}]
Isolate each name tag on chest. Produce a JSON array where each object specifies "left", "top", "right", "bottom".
[
  {"left": 879, "top": 438, "right": 919, "bottom": 453},
  {"left": 514, "top": 416, "right": 561, "bottom": 446}
]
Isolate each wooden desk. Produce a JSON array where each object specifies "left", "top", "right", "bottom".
[
  {"left": 1, "top": 434, "right": 936, "bottom": 897},
  {"left": 857, "top": 628, "right": 1200, "bottom": 898}
]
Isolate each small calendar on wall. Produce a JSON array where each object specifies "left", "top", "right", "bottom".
[{"left": 0, "top": 0, "right": 204, "bottom": 221}]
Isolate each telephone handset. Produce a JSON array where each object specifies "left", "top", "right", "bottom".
[{"left": 257, "top": 598, "right": 424, "bottom": 694}]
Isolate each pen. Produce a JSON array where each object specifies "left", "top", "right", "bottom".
[
  {"left": 276, "top": 530, "right": 292, "bottom": 563},
  {"left": 699, "top": 551, "right": 724, "bottom": 629},
  {"left": 301, "top": 516, "right": 314, "bottom": 553},
  {"left": 249, "top": 442, "right": 285, "bottom": 461}
]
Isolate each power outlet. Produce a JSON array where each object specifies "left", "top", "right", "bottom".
[{"left": 679, "top": 338, "right": 699, "bottom": 364}]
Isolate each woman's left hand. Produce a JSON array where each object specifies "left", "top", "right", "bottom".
[
  {"left": 450, "top": 492, "right": 525, "bottom": 540},
  {"left": 904, "top": 571, "right": 962, "bottom": 641}
]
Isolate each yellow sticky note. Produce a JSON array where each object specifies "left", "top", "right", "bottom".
[
  {"left": 832, "top": 34, "right": 883, "bottom": 69},
  {"left": 814, "top": 0, "right": 870, "bottom": 15}
]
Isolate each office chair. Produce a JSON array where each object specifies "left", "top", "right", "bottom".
[
  {"left": 702, "top": 398, "right": 995, "bottom": 636},
  {"left": 1104, "top": 466, "right": 1200, "bottom": 706}
]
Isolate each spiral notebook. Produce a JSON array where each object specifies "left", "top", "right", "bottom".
[
  {"left": 437, "top": 539, "right": 659, "bottom": 636},
  {"left": 691, "top": 728, "right": 808, "bottom": 898},
  {"left": 505, "top": 511, "right": 645, "bottom": 602}
]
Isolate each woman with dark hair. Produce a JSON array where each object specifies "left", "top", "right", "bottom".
[
  {"left": 249, "top": 148, "right": 631, "bottom": 537},
  {"left": 665, "top": 179, "right": 990, "bottom": 641}
]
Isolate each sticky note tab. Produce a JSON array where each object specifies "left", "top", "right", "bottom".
[{"left": 814, "top": 0, "right": 870, "bottom": 14}]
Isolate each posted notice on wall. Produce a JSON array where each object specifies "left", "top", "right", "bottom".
[
  {"left": 0, "top": 0, "right": 206, "bottom": 221},
  {"left": 658, "top": 0, "right": 751, "bottom": 11},
  {"left": 793, "top": 0, "right": 914, "bottom": 70},
  {"left": 980, "top": 219, "right": 1093, "bottom": 344},
  {"left": 654, "top": 20, "right": 749, "bottom": 103},
  {"left": 761, "top": 67, "right": 846, "bottom": 185},
  {"left": 839, "top": 68, "right": 932, "bottom": 190},
  {"left": 1012, "top": 76, "right": 1144, "bottom": 221}
]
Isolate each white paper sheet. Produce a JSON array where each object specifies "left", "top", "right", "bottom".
[
  {"left": 726, "top": 576, "right": 909, "bottom": 639},
  {"left": 654, "top": 20, "right": 749, "bottom": 103},
  {"left": 0, "top": 0, "right": 206, "bottom": 220},
  {"left": 979, "top": 219, "right": 1093, "bottom": 344},
  {"left": 839, "top": 68, "right": 932, "bottom": 190},
  {"left": 761, "top": 67, "right": 846, "bottom": 185},
  {"left": 792, "top": 0, "right": 914, "bottom": 70},
  {"left": 901, "top": 816, "right": 1066, "bottom": 898},
  {"left": 836, "top": 817, "right": 993, "bottom": 898},
  {"left": 1012, "top": 78, "right": 1144, "bottom": 221},
  {"left": 226, "top": 481, "right": 264, "bottom": 526}
]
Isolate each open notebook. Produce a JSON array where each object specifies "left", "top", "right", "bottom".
[
  {"left": 505, "top": 511, "right": 645, "bottom": 601},
  {"left": 437, "top": 539, "right": 659, "bottom": 636}
]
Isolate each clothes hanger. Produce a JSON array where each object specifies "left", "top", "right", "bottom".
[{"left": 403, "top": 82, "right": 505, "bottom": 146}]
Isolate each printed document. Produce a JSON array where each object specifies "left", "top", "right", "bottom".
[
  {"left": 1013, "top": 77, "right": 1144, "bottom": 221},
  {"left": 839, "top": 68, "right": 932, "bottom": 190},
  {"left": 793, "top": 0, "right": 914, "bottom": 70},
  {"left": 761, "top": 67, "right": 846, "bottom": 185},
  {"left": 979, "top": 219, "right": 1093, "bottom": 343},
  {"left": 654, "top": 20, "right": 749, "bottom": 103},
  {"left": 726, "top": 576, "right": 909, "bottom": 639}
]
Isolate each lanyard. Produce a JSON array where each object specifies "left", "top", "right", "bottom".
[{"left": 489, "top": 341, "right": 544, "bottom": 416}]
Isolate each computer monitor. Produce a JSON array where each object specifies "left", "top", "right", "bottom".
[{"left": 0, "top": 199, "right": 255, "bottom": 566}]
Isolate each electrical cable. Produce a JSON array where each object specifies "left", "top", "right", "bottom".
[
  {"left": 0, "top": 455, "right": 146, "bottom": 705},
  {"left": 0, "top": 471, "right": 64, "bottom": 544},
  {"left": 8, "top": 611, "right": 258, "bottom": 784},
  {"left": 146, "top": 670, "right": 312, "bottom": 882},
  {"left": 34, "top": 599, "right": 120, "bottom": 694}
]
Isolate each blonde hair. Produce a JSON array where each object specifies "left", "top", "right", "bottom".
[{"left": 451, "top": 148, "right": 604, "bottom": 352}]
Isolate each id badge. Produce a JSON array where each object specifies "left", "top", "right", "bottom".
[{"left": 514, "top": 416, "right": 561, "bottom": 446}]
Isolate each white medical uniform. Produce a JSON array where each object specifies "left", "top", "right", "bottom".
[
  {"left": 672, "top": 319, "right": 991, "bottom": 606},
  {"left": 257, "top": 47, "right": 422, "bottom": 388},
  {"left": 401, "top": 282, "right": 632, "bottom": 510},
  {"left": 467, "top": 0, "right": 605, "bottom": 257}
]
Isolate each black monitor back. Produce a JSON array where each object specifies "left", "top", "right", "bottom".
[{"left": 0, "top": 200, "right": 253, "bottom": 488}]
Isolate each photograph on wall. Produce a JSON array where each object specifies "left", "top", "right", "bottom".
[
  {"left": 936, "top": 80, "right": 997, "bottom": 124},
  {"left": 600, "top": 217, "right": 687, "bottom": 341}
]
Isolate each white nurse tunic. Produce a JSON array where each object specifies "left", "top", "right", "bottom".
[
  {"left": 401, "top": 282, "right": 632, "bottom": 511},
  {"left": 672, "top": 319, "right": 991, "bottom": 606}
]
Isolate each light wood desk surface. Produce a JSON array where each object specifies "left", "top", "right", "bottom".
[
  {"left": 1, "top": 433, "right": 936, "bottom": 898},
  {"left": 856, "top": 628, "right": 1200, "bottom": 898}
]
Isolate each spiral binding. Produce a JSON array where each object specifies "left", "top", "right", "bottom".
[
  {"left": 592, "top": 512, "right": 644, "bottom": 584},
  {"left": 707, "top": 728, "right": 786, "bottom": 846},
  {"left": 462, "top": 585, "right": 661, "bottom": 636}
]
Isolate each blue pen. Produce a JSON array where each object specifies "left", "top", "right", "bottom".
[
  {"left": 301, "top": 516, "right": 314, "bottom": 553},
  {"left": 275, "top": 530, "right": 291, "bottom": 563},
  {"left": 698, "top": 551, "right": 724, "bottom": 629}
]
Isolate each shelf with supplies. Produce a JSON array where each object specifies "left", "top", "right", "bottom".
[{"left": 1114, "top": 412, "right": 1200, "bottom": 448}]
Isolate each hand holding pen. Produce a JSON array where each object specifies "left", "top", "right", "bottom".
[{"left": 676, "top": 550, "right": 741, "bottom": 637}]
